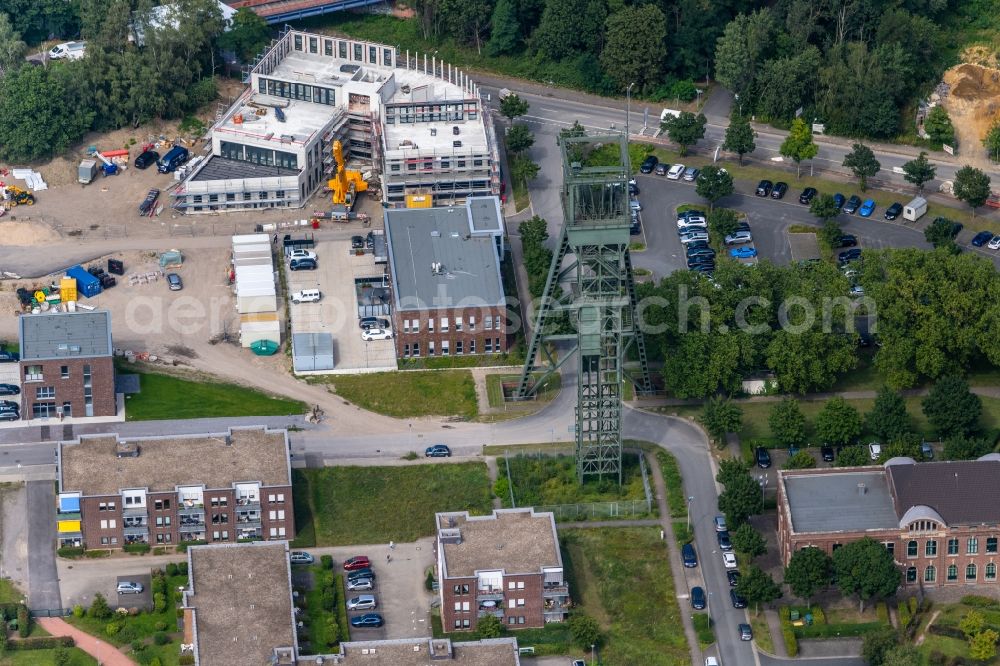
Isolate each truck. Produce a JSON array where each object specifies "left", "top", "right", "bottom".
[
  {"left": 48, "top": 41, "right": 86, "bottom": 60},
  {"left": 78, "top": 159, "right": 98, "bottom": 185}
]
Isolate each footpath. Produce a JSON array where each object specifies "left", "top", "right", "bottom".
[{"left": 36, "top": 616, "right": 136, "bottom": 665}]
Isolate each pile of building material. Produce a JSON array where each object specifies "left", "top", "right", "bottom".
[
  {"left": 10, "top": 169, "right": 47, "bottom": 191},
  {"left": 232, "top": 234, "right": 280, "bottom": 352}
]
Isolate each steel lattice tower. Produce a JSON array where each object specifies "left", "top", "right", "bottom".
[{"left": 515, "top": 133, "right": 652, "bottom": 483}]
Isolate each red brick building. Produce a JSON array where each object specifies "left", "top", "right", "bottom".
[
  {"left": 18, "top": 310, "right": 116, "bottom": 419},
  {"left": 436, "top": 509, "right": 569, "bottom": 632},
  {"left": 56, "top": 427, "right": 294, "bottom": 550},
  {"left": 777, "top": 455, "right": 1000, "bottom": 588},
  {"left": 385, "top": 197, "right": 511, "bottom": 360}
]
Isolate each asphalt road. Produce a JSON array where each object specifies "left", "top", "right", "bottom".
[{"left": 27, "top": 480, "right": 61, "bottom": 610}]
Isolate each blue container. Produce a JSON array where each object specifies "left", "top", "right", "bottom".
[{"left": 65, "top": 265, "right": 102, "bottom": 298}]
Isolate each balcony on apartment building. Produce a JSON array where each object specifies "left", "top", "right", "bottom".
[
  {"left": 178, "top": 501, "right": 205, "bottom": 516},
  {"left": 123, "top": 506, "right": 148, "bottom": 518},
  {"left": 477, "top": 604, "right": 503, "bottom": 619},
  {"left": 237, "top": 527, "right": 262, "bottom": 540},
  {"left": 235, "top": 496, "right": 260, "bottom": 510},
  {"left": 124, "top": 532, "right": 149, "bottom": 544},
  {"left": 543, "top": 582, "right": 569, "bottom": 597},
  {"left": 179, "top": 528, "right": 206, "bottom": 541},
  {"left": 180, "top": 514, "right": 205, "bottom": 527},
  {"left": 235, "top": 512, "right": 261, "bottom": 527},
  {"left": 476, "top": 586, "right": 504, "bottom": 601}
]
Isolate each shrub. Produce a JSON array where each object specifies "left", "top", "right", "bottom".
[
  {"left": 17, "top": 604, "right": 30, "bottom": 638},
  {"left": 568, "top": 614, "right": 602, "bottom": 649},
  {"left": 179, "top": 656, "right": 195, "bottom": 665},
  {"left": 961, "top": 595, "right": 998, "bottom": 608},
  {"left": 0, "top": 630, "right": 7, "bottom": 651},
  {"left": 57, "top": 546, "right": 85, "bottom": 558},
  {"left": 321, "top": 554, "right": 334, "bottom": 570},
  {"left": 165, "top": 563, "right": 179, "bottom": 577},
  {"left": 178, "top": 561, "right": 188, "bottom": 575},
  {"left": 155, "top": 620, "right": 168, "bottom": 631},
  {"left": 908, "top": 596, "right": 918, "bottom": 615},
  {"left": 154, "top": 631, "right": 169, "bottom": 645},
  {"left": 898, "top": 600, "right": 912, "bottom": 630},
  {"left": 477, "top": 614, "right": 503, "bottom": 638},
  {"left": 131, "top": 640, "right": 144, "bottom": 652},
  {"left": 89, "top": 592, "right": 112, "bottom": 619},
  {"left": 9, "top": 636, "right": 75, "bottom": 650},
  {"left": 425, "top": 570, "right": 436, "bottom": 591},
  {"left": 876, "top": 601, "right": 889, "bottom": 624},
  {"left": 321, "top": 587, "right": 335, "bottom": 612},
  {"left": 105, "top": 620, "right": 123, "bottom": 637},
  {"left": 779, "top": 606, "right": 791, "bottom": 622},
  {"left": 72, "top": 604, "right": 85, "bottom": 618},
  {"left": 53, "top": 647, "right": 72, "bottom": 666},
  {"left": 153, "top": 592, "right": 166, "bottom": 613},
  {"left": 150, "top": 658, "right": 163, "bottom": 666},
  {"left": 151, "top": 576, "right": 167, "bottom": 598},
  {"left": 782, "top": 625, "right": 799, "bottom": 657},
  {"left": 929, "top": 650, "right": 947, "bottom": 664},
  {"left": 809, "top": 606, "right": 826, "bottom": 625},
  {"left": 123, "top": 542, "right": 151, "bottom": 554}
]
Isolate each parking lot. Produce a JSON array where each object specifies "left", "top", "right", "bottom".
[{"left": 286, "top": 239, "right": 396, "bottom": 373}]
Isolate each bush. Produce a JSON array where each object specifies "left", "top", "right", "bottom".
[
  {"left": 876, "top": 601, "right": 889, "bottom": 623},
  {"left": 909, "top": 596, "right": 919, "bottom": 615},
  {"left": 782, "top": 625, "right": 799, "bottom": 657},
  {"left": 105, "top": 620, "right": 124, "bottom": 637},
  {"left": 321, "top": 587, "right": 335, "bottom": 612},
  {"left": 150, "top": 658, "right": 163, "bottom": 666},
  {"left": 961, "top": 595, "right": 998, "bottom": 608},
  {"left": 153, "top": 631, "right": 169, "bottom": 645},
  {"left": 57, "top": 546, "right": 85, "bottom": 558},
  {"left": 898, "top": 600, "right": 912, "bottom": 630},
  {"left": 153, "top": 592, "right": 166, "bottom": 613},
  {"left": 155, "top": 621, "right": 168, "bottom": 631},
  {"left": 425, "top": 570, "right": 436, "bottom": 591},
  {"left": 165, "top": 563, "right": 178, "bottom": 577},
  {"left": 0, "top": 630, "right": 7, "bottom": 651},
  {"left": 123, "top": 542, "right": 151, "bottom": 554},
  {"left": 72, "top": 604, "right": 85, "bottom": 618},
  {"left": 89, "top": 592, "right": 112, "bottom": 619},
  {"left": 568, "top": 613, "right": 601, "bottom": 649},
  {"left": 9, "top": 636, "right": 75, "bottom": 650},
  {"left": 178, "top": 561, "right": 188, "bottom": 575},
  {"left": 810, "top": 606, "right": 826, "bottom": 625},
  {"left": 321, "top": 555, "right": 334, "bottom": 570},
  {"left": 17, "top": 604, "right": 30, "bottom": 638},
  {"left": 477, "top": 614, "right": 503, "bottom": 638},
  {"left": 179, "top": 656, "right": 195, "bottom": 665}
]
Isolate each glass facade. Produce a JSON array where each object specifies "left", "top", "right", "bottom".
[
  {"left": 259, "top": 78, "right": 336, "bottom": 106},
  {"left": 220, "top": 141, "right": 298, "bottom": 170}
]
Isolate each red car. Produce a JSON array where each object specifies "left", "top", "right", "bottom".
[{"left": 344, "top": 556, "right": 371, "bottom": 571}]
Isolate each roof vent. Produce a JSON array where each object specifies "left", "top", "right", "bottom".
[
  {"left": 430, "top": 127, "right": 437, "bottom": 136},
  {"left": 439, "top": 527, "right": 462, "bottom": 544},
  {"left": 116, "top": 441, "right": 140, "bottom": 458},
  {"left": 453, "top": 140, "right": 462, "bottom": 148},
  {"left": 452, "top": 126, "right": 460, "bottom": 135},
  {"left": 857, "top": 482, "right": 867, "bottom": 496},
  {"left": 431, "top": 230, "right": 441, "bottom": 237}
]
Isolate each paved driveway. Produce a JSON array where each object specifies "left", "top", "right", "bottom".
[{"left": 26, "top": 480, "right": 61, "bottom": 610}]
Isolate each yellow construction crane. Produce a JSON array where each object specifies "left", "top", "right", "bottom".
[{"left": 328, "top": 140, "right": 368, "bottom": 207}]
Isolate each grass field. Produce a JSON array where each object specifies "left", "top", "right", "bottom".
[
  {"left": 314, "top": 370, "right": 477, "bottom": 419},
  {"left": 486, "top": 373, "right": 562, "bottom": 409},
  {"left": 562, "top": 528, "right": 689, "bottom": 665},
  {"left": 123, "top": 368, "right": 305, "bottom": 421},
  {"left": 293, "top": 463, "right": 493, "bottom": 545},
  {"left": 915, "top": 596, "right": 1000, "bottom": 665},
  {"left": 0, "top": 578, "right": 23, "bottom": 604},
  {"left": 0, "top": 649, "right": 97, "bottom": 666}
]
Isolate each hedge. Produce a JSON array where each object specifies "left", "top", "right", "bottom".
[
  {"left": 961, "top": 595, "right": 1000, "bottom": 609},
  {"left": 57, "top": 546, "right": 85, "bottom": 558},
  {"left": 123, "top": 543, "right": 151, "bottom": 554},
  {"left": 9, "top": 636, "right": 76, "bottom": 650},
  {"left": 778, "top": 607, "right": 798, "bottom": 657},
  {"left": 875, "top": 601, "right": 889, "bottom": 624}
]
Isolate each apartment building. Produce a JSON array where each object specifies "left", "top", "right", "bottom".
[
  {"left": 777, "top": 454, "right": 1000, "bottom": 588},
  {"left": 436, "top": 509, "right": 569, "bottom": 632},
  {"left": 385, "top": 197, "right": 509, "bottom": 360},
  {"left": 18, "top": 310, "right": 116, "bottom": 419},
  {"left": 303, "top": 637, "right": 522, "bottom": 666},
  {"left": 56, "top": 427, "right": 293, "bottom": 550},
  {"left": 174, "top": 28, "right": 498, "bottom": 212}
]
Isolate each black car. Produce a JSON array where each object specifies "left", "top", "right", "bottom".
[
  {"left": 727, "top": 570, "right": 741, "bottom": 587},
  {"left": 359, "top": 317, "right": 390, "bottom": 330},
  {"left": 730, "top": 589, "right": 748, "bottom": 609},
  {"left": 691, "top": 586, "right": 706, "bottom": 610},
  {"left": 736, "top": 221, "right": 751, "bottom": 232},
  {"left": 688, "top": 258, "right": 715, "bottom": 269},
  {"left": 755, "top": 446, "right": 771, "bottom": 469},
  {"left": 682, "top": 543, "right": 697, "bottom": 568},
  {"left": 630, "top": 218, "right": 641, "bottom": 236},
  {"left": 0, "top": 383, "right": 19, "bottom": 396},
  {"left": 843, "top": 195, "right": 862, "bottom": 214},
  {"left": 821, "top": 445, "right": 835, "bottom": 462},
  {"left": 628, "top": 182, "right": 639, "bottom": 196},
  {"left": 351, "top": 235, "right": 365, "bottom": 249},
  {"left": 686, "top": 248, "right": 716, "bottom": 259},
  {"left": 884, "top": 202, "right": 903, "bottom": 220},
  {"left": 838, "top": 248, "right": 862, "bottom": 262},
  {"left": 836, "top": 234, "right": 858, "bottom": 248},
  {"left": 0, "top": 350, "right": 19, "bottom": 363},
  {"left": 685, "top": 240, "right": 710, "bottom": 251},
  {"left": 639, "top": 155, "right": 659, "bottom": 174},
  {"left": 425, "top": 444, "right": 451, "bottom": 458},
  {"left": 798, "top": 187, "right": 817, "bottom": 204},
  {"left": 0, "top": 411, "right": 18, "bottom": 421},
  {"left": 755, "top": 180, "right": 773, "bottom": 197},
  {"left": 717, "top": 530, "right": 732, "bottom": 551},
  {"left": 289, "top": 258, "right": 317, "bottom": 271},
  {"left": 347, "top": 567, "right": 375, "bottom": 581},
  {"left": 133, "top": 150, "right": 160, "bottom": 170},
  {"left": 690, "top": 262, "right": 715, "bottom": 272},
  {"left": 771, "top": 182, "right": 788, "bottom": 199},
  {"left": 833, "top": 193, "right": 846, "bottom": 211}
]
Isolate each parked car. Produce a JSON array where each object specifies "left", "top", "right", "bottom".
[
  {"left": 347, "top": 568, "right": 375, "bottom": 582},
  {"left": 677, "top": 209, "right": 706, "bottom": 220},
  {"left": 682, "top": 543, "right": 698, "bottom": 568},
  {"left": 289, "top": 258, "right": 317, "bottom": 271},
  {"left": 288, "top": 249, "right": 317, "bottom": 261},
  {"left": 755, "top": 447, "right": 771, "bottom": 468},
  {"left": 344, "top": 556, "right": 371, "bottom": 571},
  {"left": 755, "top": 180, "right": 773, "bottom": 197},
  {"left": 730, "top": 246, "right": 758, "bottom": 259},
  {"left": 729, "top": 589, "right": 747, "bottom": 608},
  {"left": 843, "top": 195, "right": 862, "bottom": 214},
  {"left": 0, "top": 402, "right": 19, "bottom": 414},
  {"left": 628, "top": 182, "right": 639, "bottom": 196},
  {"left": 868, "top": 442, "right": 882, "bottom": 460},
  {"left": 0, "top": 384, "right": 20, "bottom": 396},
  {"left": 134, "top": 150, "right": 159, "bottom": 170},
  {"left": 691, "top": 586, "right": 706, "bottom": 610},
  {"left": 359, "top": 317, "right": 390, "bottom": 330},
  {"left": 706, "top": 658, "right": 720, "bottom": 666},
  {"left": 989, "top": 235, "right": 1000, "bottom": 250},
  {"left": 921, "top": 441, "right": 935, "bottom": 460},
  {"left": 727, "top": 570, "right": 741, "bottom": 587},
  {"left": 629, "top": 198, "right": 642, "bottom": 212},
  {"left": 351, "top": 235, "right": 365, "bottom": 249},
  {"left": 667, "top": 164, "right": 685, "bottom": 180},
  {"left": 290, "top": 290, "right": 321, "bottom": 304},
  {"left": 884, "top": 202, "right": 903, "bottom": 220},
  {"left": 679, "top": 232, "right": 710, "bottom": 245},
  {"left": 833, "top": 193, "right": 846, "bottom": 211},
  {"left": 724, "top": 231, "right": 753, "bottom": 245},
  {"left": 639, "top": 155, "right": 658, "bottom": 174},
  {"left": 677, "top": 218, "right": 707, "bottom": 229},
  {"left": 166, "top": 273, "right": 183, "bottom": 291},
  {"left": 290, "top": 551, "right": 315, "bottom": 565},
  {"left": 654, "top": 163, "right": 669, "bottom": 176},
  {"left": 361, "top": 328, "right": 392, "bottom": 341},
  {"left": 850, "top": 285, "right": 865, "bottom": 297},
  {"left": 157, "top": 145, "right": 189, "bottom": 173},
  {"left": 350, "top": 613, "right": 384, "bottom": 628},
  {"left": 836, "top": 234, "right": 858, "bottom": 248},
  {"left": 347, "top": 594, "right": 377, "bottom": 611},
  {"left": 347, "top": 577, "right": 374, "bottom": 591},
  {"left": 723, "top": 552, "right": 738, "bottom": 569},
  {"left": 682, "top": 167, "right": 700, "bottom": 182},
  {"left": 838, "top": 248, "right": 862, "bottom": 262},
  {"left": 972, "top": 231, "right": 994, "bottom": 247},
  {"left": 0, "top": 412, "right": 19, "bottom": 422},
  {"left": 859, "top": 199, "right": 877, "bottom": 217},
  {"left": 630, "top": 216, "right": 642, "bottom": 236},
  {"left": 685, "top": 240, "right": 710, "bottom": 251},
  {"left": 117, "top": 581, "right": 143, "bottom": 594},
  {"left": 0, "top": 350, "right": 19, "bottom": 363},
  {"left": 686, "top": 248, "right": 716, "bottom": 260},
  {"left": 714, "top": 515, "right": 727, "bottom": 532},
  {"left": 771, "top": 182, "right": 788, "bottom": 199},
  {"left": 688, "top": 257, "right": 715, "bottom": 269},
  {"left": 425, "top": 444, "right": 451, "bottom": 458},
  {"left": 739, "top": 623, "right": 753, "bottom": 641},
  {"left": 821, "top": 445, "right": 835, "bottom": 462},
  {"left": 717, "top": 531, "right": 732, "bottom": 551},
  {"left": 690, "top": 264, "right": 715, "bottom": 274},
  {"left": 798, "top": 187, "right": 817, "bottom": 204}
]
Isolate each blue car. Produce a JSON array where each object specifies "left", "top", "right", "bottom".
[
  {"left": 425, "top": 444, "right": 451, "bottom": 458},
  {"left": 859, "top": 199, "right": 876, "bottom": 217},
  {"left": 971, "top": 231, "right": 994, "bottom": 247},
  {"left": 682, "top": 543, "right": 698, "bottom": 568},
  {"left": 833, "top": 193, "right": 845, "bottom": 211},
  {"left": 350, "top": 613, "right": 384, "bottom": 628},
  {"left": 730, "top": 247, "right": 758, "bottom": 259}
]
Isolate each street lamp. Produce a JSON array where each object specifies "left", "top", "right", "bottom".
[
  {"left": 734, "top": 93, "right": 742, "bottom": 118},
  {"left": 591, "top": 643, "right": 596, "bottom": 664},
  {"left": 758, "top": 475, "right": 768, "bottom": 504},
  {"left": 625, "top": 82, "right": 635, "bottom": 139},
  {"left": 686, "top": 495, "right": 694, "bottom": 529}
]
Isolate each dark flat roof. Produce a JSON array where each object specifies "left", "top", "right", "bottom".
[
  {"left": 19, "top": 311, "right": 112, "bottom": 361},
  {"left": 191, "top": 155, "right": 300, "bottom": 182},
  {"left": 888, "top": 458, "right": 1000, "bottom": 525},
  {"left": 783, "top": 470, "right": 899, "bottom": 533}
]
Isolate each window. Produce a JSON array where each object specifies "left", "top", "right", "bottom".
[
  {"left": 495, "top": 337, "right": 501, "bottom": 351},
  {"left": 907, "top": 540, "right": 918, "bottom": 558},
  {"left": 517, "top": 598, "right": 525, "bottom": 607},
  {"left": 154, "top": 499, "right": 170, "bottom": 510},
  {"left": 101, "top": 537, "right": 109, "bottom": 545},
  {"left": 948, "top": 564, "right": 958, "bottom": 581},
  {"left": 948, "top": 538, "right": 959, "bottom": 555},
  {"left": 508, "top": 582, "right": 515, "bottom": 590},
  {"left": 403, "top": 319, "right": 410, "bottom": 333},
  {"left": 967, "top": 563, "right": 977, "bottom": 580},
  {"left": 383, "top": 48, "right": 392, "bottom": 66},
  {"left": 455, "top": 317, "right": 462, "bottom": 332},
  {"left": 906, "top": 567, "right": 917, "bottom": 583},
  {"left": 455, "top": 602, "right": 463, "bottom": 611},
  {"left": 469, "top": 315, "right": 476, "bottom": 330},
  {"left": 456, "top": 340, "right": 463, "bottom": 355},
  {"left": 413, "top": 342, "right": 420, "bottom": 357},
  {"left": 429, "top": 341, "right": 435, "bottom": 356},
  {"left": 36, "top": 386, "right": 55, "bottom": 399},
  {"left": 988, "top": 537, "right": 998, "bottom": 554},
  {"left": 454, "top": 620, "right": 462, "bottom": 629},
  {"left": 268, "top": 510, "right": 286, "bottom": 520},
  {"left": 24, "top": 365, "right": 42, "bottom": 381},
  {"left": 353, "top": 43, "right": 362, "bottom": 61},
  {"left": 100, "top": 519, "right": 116, "bottom": 529},
  {"left": 442, "top": 340, "right": 450, "bottom": 356},
  {"left": 441, "top": 317, "right": 449, "bottom": 332},
  {"left": 518, "top": 616, "right": 525, "bottom": 624},
  {"left": 403, "top": 344, "right": 410, "bottom": 358},
  {"left": 987, "top": 563, "right": 997, "bottom": 580},
  {"left": 60, "top": 365, "right": 69, "bottom": 379},
  {"left": 926, "top": 540, "right": 937, "bottom": 557},
  {"left": 925, "top": 566, "right": 936, "bottom": 582},
  {"left": 324, "top": 39, "right": 333, "bottom": 56},
  {"left": 485, "top": 338, "right": 493, "bottom": 353},
  {"left": 369, "top": 45, "right": 377, "bottom": 62},
  {"left": 155, "top": 516, "right": 171, "bottom": 526},
  {"left": 338, "top": 41, "right": 347, "bottom": 58},
  {"left": 293, "top": 34, "right": 302, "bottom": 50},
  {"left": 969, "top": 538, "right": 980, "bottom": 554},
  {"left": 62, "top": 402, "right": 72, "bottom": 417},
  {"left": 470, "top": 339, "right": 476, "bottom": 354},
  {"left": 508, "top": 616, "right": 516, "bottom": 625},
  {"left": 429, "top": 319, "right": 435, "bottom": 333},
  {"left": 267, "top": 493, "right": 285, "bottom": 503},
  {"left": 485, "top": 315, "right": 493, "bottom": 330},
  {"left": 508, "top": 599, "right": 515, "bottom": 609},
  {"left": 309, "top": 36, "right": 318, "bottom": 53},
  {"left": 517, "top": 581, "right": 525, "bottom": 589}
]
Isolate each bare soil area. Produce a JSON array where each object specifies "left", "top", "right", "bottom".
[{"left": 941, "top": 62, "right": 1000, "bottom": 166}]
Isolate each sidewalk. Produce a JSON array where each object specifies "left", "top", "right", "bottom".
[
  {"left": 36, "top": 617, "right": 136, "bottom": 665},
  {"left": 763, "top": 609, "right": 788, "bottom": 657}
]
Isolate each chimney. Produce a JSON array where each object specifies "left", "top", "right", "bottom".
[{"left": 857, "top": 482, "right": 867, "bottom": 496}]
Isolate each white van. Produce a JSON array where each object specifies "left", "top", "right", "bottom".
[
  {"left": 49, "top": 41, "right": 86, "bottom": 60},
  {"left": 290, "top": 289, "right": 321, "bottom": 304}
]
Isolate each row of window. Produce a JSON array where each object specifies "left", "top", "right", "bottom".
[
  {"left": 258, "top": 78, "right": 336, "bottom": 106},
  {"left": 291, "top": 33, "right": 392, "bottom": 68},
  {"left": 907, "top": 563, "right": 998, "bottom": 583},
  {"left": 898, "top": 537, "right": 998, "bottom": 558},
  {"left": 32, "top": 402, "right": 74, "bottom": 418},
  {"left": 402, "top": 315, "right": 502, "bottom": 334},
  {"left": 384, "top": 102, "right": 479, "bottom": 125},
  {"left": 402, "top": 338, "right": 503, "bottom": 357},
  {"left": 24, "top": 364, "right": 88, "bottom": 382},
  {"left": 389, "top": 158, "right": 487, "bottom": 173},
  {"left": 219, "top": 141, "right": 298, "bottom": 170}
]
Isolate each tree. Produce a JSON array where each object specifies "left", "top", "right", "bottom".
[
  {"left": 0, "top": 64, "right": 93, "bottom": 162},
  {"left": 559, "top": 120, "right": 587, "bottom": 162},
  {"left": 836, "top": 445, "right": 868, "bottom": 467},
  {"left": 700, "top": 396, "right": 742, "bottom": 441},
  {"left": 437, "top": 0, "right": 494, "bottom": 52},
  {"left": 519, "top": 215, "right": 551, "bottom": 298},
  {"left": 779, "top": 118, "right": 818, "bottom": 178},
  {"left": 718, "top": 473, "right": 764, "bottom": 528},
  {"left": 715, "top": 457, "right": 750, "bottom": 489},
  {"left": 769, "top": 398, "right": 806, "bottom": 446},
  {"left": 532, "top": 0, "right": 603, "bottom": 61},
  {"left": 865, "top": 387, "right": 910, "bottom": 443},
  {"left": 660, "top": 110, "right": 707, "bottom": 156},
  {"left": 568, "top": 613, "right": 601, "bottom": 649},
  {"left": 88, "top": 592, "right": 112, "bottom": 619},
  {"left": 477, "top": 614, "right": 503, "bottom": 638},
  {"left": 923, "top": 216, "right": 960, "bottom": 250},
  {"left": 735, "top": 565, "right": 781, "bottom": 613},
  {"left": 984, "top": 119, "right": 1000, "bottom": 163},
  {"left": 832, "top": 537, "right": 901, "bottom": 611},
  {"left": 902, "top": 151, "right": 936, "bottom": 192},
  {"left": 784, "top": 450, "right": 817, "bottom": 469},
  {"left": 810, "top": 194, "right": 840, "bottom": 224},
  {"left": 862, "top": 627, "right": 901, "bottom": 666},
  {"left": 708, "top": 208, "right": 740, "bottom": 241},
  {"left": 842, "top": 143, "right": 881, "bottom": 192},
  {"left": 506, "top": 123, "right": 535, "bottom": 154},
  {"left": 784, "top": 547, "right": 832, "bottom": 605},
  {"left": 922, "top": 376, "right": 981, "bottom": 438},
  {"left": 723, "top": 114, "right": 755, "bottom": 166},
  {"left": 499, "top": 93, "right": 529, "bottom": 121},
  {"left": 953, "top": 165, "right": 991, "bottom": 217},
  {"left": 713, "top": 9, "right": 775, "bottom": 101},
  {"left": 731, "top": 523, "right": 767, "bottom": 558},
  {"left": 960, "top": 610, "right": 986, "bottom": 639},
  {"left": 943, "top": 435, "right": 994, "bottom": 461},
  {"left": 923, "top": 106, "right": 955, "bottom": 146},
  {"left": 218, "top": 8, "right": 270, "bottom": 63},
  {"left": 0, "top": 13, "right": 26, "bottom": 78},
  {"left": 510, "top": 155, "right": 540, "bottom": 189},
  {"left": 486, "top": 0, "right": 520, "bottom": 56},
  {"left": 694, "top": 165, "right": 734, "bottom": 210},
  {"left": 817, "top": 220, "right": 843, "bottom": 250},
  {"left": 600, "top": 6, "right": 667, "bottom": 92},
  {"left": 814, "top": 397, "right": 862, "bottom": 446},
  {"left": 969, "top": 628, "right": 999, "bottom": 662}
]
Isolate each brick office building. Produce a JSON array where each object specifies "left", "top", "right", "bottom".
[
  {"left": 18, "top": 310, "right": 116, "bottom": 419},
  {"left": 436, "top": 508, "right": 569, "bottom": 632},
  {"left": 385, "top": 197, "right": 510, "bottom": 360},
  {"left": 777, "top": 455, "right": 1000, "bottom": 588},
  {"left": 56, "top": 427, "right": 294, "bottom": 550}
]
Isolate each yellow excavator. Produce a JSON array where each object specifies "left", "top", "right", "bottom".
[{"left": 328, "top": 140, "right": 368, "bottom": 207}]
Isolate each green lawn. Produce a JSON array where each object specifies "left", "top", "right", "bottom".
[
  {"left": 312, "top": 370, "right": 477, "bottom": 419},
  {"left": 123, "top": 368, "right": 305, "bottom": 421},
  {"left": 562, "top": 528, "right": 689, "bottom": 665},
  {"left": 293, "top": 464, "right": 493, "bottom": 545},
  {"left": 0, "top": 579, "right": 24, "bottom": 604},
  {"left": 431, "top": 612, "right": 577, "bottom": 656},
  {"left": 486, "top": 373, "right": 562, "bottom": 409},
  {"left": 749, "top": 611, "right": 774, "bottom": 654},
  {"left": 0, "top": 649, "right": 97, "bottom": 666},
  {"left": 655, "top": 450, "right": 686, "bottom": 519}
]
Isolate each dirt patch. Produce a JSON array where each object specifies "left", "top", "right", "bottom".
[
  {"left": 941, "top": 62, "right": 1000, "bottom": 165},
  {"left": 0, "top": 221, "right": 61, "bottom": 246}
]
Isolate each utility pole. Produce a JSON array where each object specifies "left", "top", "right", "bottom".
[{"left": 625, "top": 82, "right": 635, "bottom": 139}]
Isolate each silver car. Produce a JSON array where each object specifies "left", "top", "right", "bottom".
[
  {"left": 347, "top": 577, "right": 374, "bottom": 591},
  {"left": 347, "top": 594, "right": 377, "bottom": 610},
  {"left": 724, "top": 231, "right": 753, "bottom": 245},
  {"left": 117, "top": 581, "right": 143, "bottom": 594}
]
